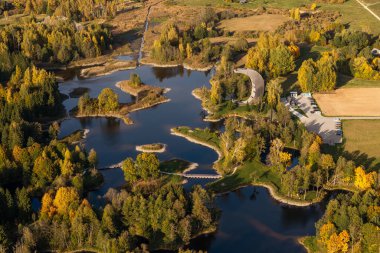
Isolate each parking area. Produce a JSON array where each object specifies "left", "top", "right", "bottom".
[{"left": 284, "top": 94, "right": 343, "bottom": 145}]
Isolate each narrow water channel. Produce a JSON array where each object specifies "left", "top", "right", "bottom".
[{"left": 58, "top": 65, "right": 325, "bottom": 253}]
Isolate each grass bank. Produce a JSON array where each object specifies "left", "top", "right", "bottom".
[
  {"left": 170, "top": 127, "right": 222, "bottom": 162},
  {"left": 159, "top": 159, "right": 196, "bottom": 173},
  {"left": 208, "top": 160, "right": 324, "bottom": 207}
]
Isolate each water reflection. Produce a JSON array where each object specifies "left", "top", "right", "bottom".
[{"left": 189, "top": 186, "right": 327, "bottom": 253}]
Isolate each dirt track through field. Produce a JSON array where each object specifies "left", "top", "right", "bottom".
[{"left": 314, "top": 88, "right": 380, "bottom": 116}]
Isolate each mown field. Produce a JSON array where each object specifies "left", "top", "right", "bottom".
[
  {"left": 314, "top": 88, "right": 380, "bottom": 116},
  {"left": 342, "top": 120, "right": 380, "bottom": 164}
]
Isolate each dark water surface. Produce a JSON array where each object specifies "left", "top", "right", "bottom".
[{"left": 58, "top": 65, "right": 324, "bottom": 253}]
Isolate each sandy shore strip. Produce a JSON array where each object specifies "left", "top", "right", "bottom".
[
  {"left": 128, "top": 98, "right": 171, "bottom": 112},
  {"left": 252, "top": 182, "right": 325, "bottom": 207},
  {"left": 140, "top": 59, "right": 214, "bottom": 72}
]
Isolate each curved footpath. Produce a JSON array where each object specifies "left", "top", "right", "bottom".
[{"left": 233, "top": 68, "right": 265, "bottom": 104}]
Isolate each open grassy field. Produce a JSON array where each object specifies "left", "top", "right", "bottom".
[
  {"left": 362, "top": 0, "right": 380, "bottom": 4},
  {"left": 313, "top": 88, "right": 380, "bottom": 116},
  {"left": 319, "top": 0, "right": 380, "bottom": 34},
  {"left": 337, "top": 75, "right": 380, "bottom": 88},
  {"left": 175, "top": 0, "right": 380, "bottom": 34},
  {"left": 218, "top": 14, "right": 289, "bottom": 32},
  {"left": 369, "top": 2, "right": 380, "bottom": 16},
  {"left": 342, "top": 120, "right": 380, "bottom": 164}
]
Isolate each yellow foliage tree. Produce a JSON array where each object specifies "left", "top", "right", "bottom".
[
  {"left": 319, "top": 222, "right": 336, "bottom": 245},
  {"left": 351, "top": 57, "right": 380, "bottom": 80},
  {"left": 327, "top": 230, "right": 350, "bottom": 253},
  {"left": 210, "top": 79, "right": 222, "bottom": 105},
  {"left": 41, "top": 192, "right": 56, "bottom": 218},
  {"left": 309, "top": 30, "right": 321, "bottom": 43},
  {"left": 354, "top": 167, "right": 377, "bottom": 191},
  {"left": 288, "top": 44, "right": 300, "bottom": 59},
  {"left": 53, "top": 187, "right": 80, "bottom": 215},
  {"left": 290, "top": 8, "right": 301, "bottom": 21},
  {"left": 186, "top": 43, "right": 192, "bottom": 59},
  {"left": 279, "top": 151, "right": 292, "bottom": 167}
]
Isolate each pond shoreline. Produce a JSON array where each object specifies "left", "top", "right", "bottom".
[
  {"left": 170, "top": 129, "right": 222, "bottom": 166},
  {"left": 141, "top": 59, "right": 214, "bottom": 72}
]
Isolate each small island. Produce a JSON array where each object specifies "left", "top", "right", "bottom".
[{"left": 136, "top": 143, "right": 166, "bottom": 153}]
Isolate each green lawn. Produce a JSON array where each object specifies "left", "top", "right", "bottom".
[
  {"left": 159, "top": 159, "right": 192, "bottom": 173},
  {"left": 207, "top": 160, "right": 279, "bottom": 193},
  {"left": 208, "top": 102, "right": 265, "bottom": 120},
  {"left": 319, "top": 0, "right": 380, "bottom": 34},
  {"left": 207, "top": 159, "right": 319, "bottom": 202},
  {"left": 337, "top": 74, "right": 380, "bottom": 88},
  {"left": 173, "top": 126, "right": 221, "bottom": 149},
  {"left": 342, "top": 120, "right": 380, "bottom": 166}
]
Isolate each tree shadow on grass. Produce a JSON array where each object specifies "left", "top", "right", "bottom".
[
  {"left": 112, "top": 28, "right": 142, "bottom": 50},
  {"left": 336, "top": 74, "right": 354, "bottom": 88},
  {"left": 322, "top": 139, "right": 380, "bottom": 171}
]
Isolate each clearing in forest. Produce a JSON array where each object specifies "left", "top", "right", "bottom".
[{"left": 313, "top": 88, "right": 380, "bottom": 116}]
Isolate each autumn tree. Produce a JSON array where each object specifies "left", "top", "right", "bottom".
[
  {"left": 53, "top": 187, "right": 80, "bottom": 216},
  {"left": 350, "top": 57, "right": 380, "bottom": 80},
  {"left": 98, "top": 88, "right": 119, "bottom": 112},
  {"left": 266, "top": 79, "right": 283, "bottom": 121},
  {"left": 267, "top": 138, "right": 291, "bottom": 171},
  {"left": 298, "top": 54, "right": 337, "bottom": 92},
  {"left": 290, "top": 8, "right": 301, "bottom": 21},
  {"left": 354, "top": 167, "right": 377, "bottom": 191},
  {"left": 209, "top": 79, "right": 223, "bottom": 106},
  {"left": 88, "top": 149, "right": 98, "bottom": 169},
  {"left": 122, "top": 153, "right": 160, "bottom": 183},
  {"left": 327, "top": 230, "right": 350, "bottom": 253}
]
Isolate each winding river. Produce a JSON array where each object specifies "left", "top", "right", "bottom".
[{"left": 58, "top": 64, "right": 327, "bottom": 253}]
